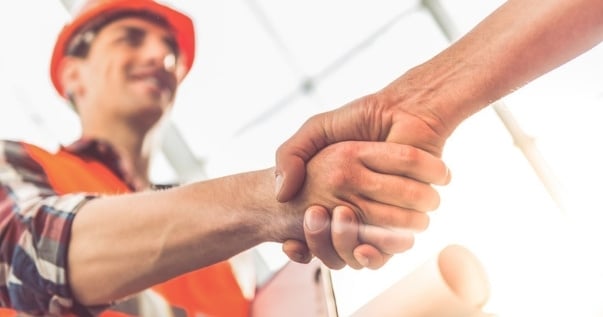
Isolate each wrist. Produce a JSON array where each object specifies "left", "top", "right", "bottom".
[
  {"left": 246, "top": 168, "right": 305, "bottom": 244},
  {"left": 372, "top": 70, "right": 453, "bottom": 157},
  {"left": 382, "top": 65, "right": 465, "bottom": 139}
]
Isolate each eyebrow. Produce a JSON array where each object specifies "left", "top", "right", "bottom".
[
  {"left": 116, "top": 25, "right": 179, "bottom": 56},
  {"left": 118, "top": 25, "right": 145, "bottom": 36}
]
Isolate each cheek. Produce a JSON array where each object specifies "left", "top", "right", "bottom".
[
  {"left": 93, "top": 62, "right": 125, "bottom": 94},
  {"left": 102, "top": 61, "right": 123, "bottom": 85},
  {"left": 77, "top": 67, "right": 110, "bottom": 101}
]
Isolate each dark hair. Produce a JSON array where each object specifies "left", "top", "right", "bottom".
[{"left": 65, "top": 9, "right": 175, "bottom": 58}]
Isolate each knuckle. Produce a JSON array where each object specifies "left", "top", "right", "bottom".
[
  {"left": 329, "top": 167, "right": 350, "bottom": 189},
  {"left": 398, "top": 145, "right": 421, "bottom": 166},
  {"left": 401, "top": 183, "right": 423, "bottom": 207}
]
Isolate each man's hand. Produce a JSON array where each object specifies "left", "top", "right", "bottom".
[
  {"left": 277, "top": 88, "right": 451, "bottom": 269},
  {"left": 274, "top": 91, "right": 449, "bottom": 203},
  {"left": 278, "top": 0, "right": 603, "bottom": 269},
  {"left": 283, "top": 205, "right": 418, "bottom": 270},
  {"left": 280, "top": 139, "right": 448, "bottom": 269}
]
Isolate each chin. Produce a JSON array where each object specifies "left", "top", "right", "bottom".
[{"left": 131, "top": 109, "right": 165, "bottom": 131}]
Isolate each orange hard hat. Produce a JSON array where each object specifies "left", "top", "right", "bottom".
[{"left": 50, "top": 0, "right": 195, "bottom": 97}]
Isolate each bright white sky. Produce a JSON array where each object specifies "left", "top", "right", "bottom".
[{"left": 1, "top": 1, "right": 603, "bottom": 316}]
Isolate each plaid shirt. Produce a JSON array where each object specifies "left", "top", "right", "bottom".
[
  {"left": 0, "top": 139, "right": 251, "bottom": 317},
  {"left": 0, "top": 139, "right": 135, "bottom": 315}
]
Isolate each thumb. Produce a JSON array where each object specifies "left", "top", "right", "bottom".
[
  {"left": 274, "top": 155, "right": 307, "bottom": 202},
  {"left": 275, "top": 100, "right": 377, "bottom": 201},
  {"left": 274, "top": 116, "right": 330, "bottom": 202}
]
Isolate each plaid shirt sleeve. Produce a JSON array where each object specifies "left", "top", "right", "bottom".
[{"left": 0, "top": 140, "right": 97, "bottom": 315}]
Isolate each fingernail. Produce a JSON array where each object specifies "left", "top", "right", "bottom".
[
  {"left": 305, "top": 208, "right": 328, "bottom": 232},
  {"left": 291, "top": 252, "right": 306, "bottom": 263},
  {"left": 356, "top": 254, "right": 369, "bottom": 267},
  {"left": 338, "top": 212, "right": 353, "bottom": 225},
  {"left": 275, "top": 173, "right": 283, "bottom": 197}
]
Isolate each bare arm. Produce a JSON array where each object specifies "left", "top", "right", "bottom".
[
  {"left": 282, "top": 0, "right": 603, "bottom": 267},
  {"left": 386, "top": 0, "right": 603, "bottom": 140},
  {"left": 68, "top": 141, "right": 446, "bottom": 306},
  {"left": 68, "top": 170, "right": 278, "bottom": 305},
  {"left": 279, "top": 0, "right": 603, "bottom": 198}
]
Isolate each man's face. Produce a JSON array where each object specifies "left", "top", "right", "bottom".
[{"left": 74, "top": 16, "right": 180, "bottom": 125}]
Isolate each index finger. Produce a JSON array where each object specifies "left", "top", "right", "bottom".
[{"left": 358, "top": 142, "right": 451, "bottom": 185}]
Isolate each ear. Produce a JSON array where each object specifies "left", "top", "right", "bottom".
[
  {"left": 57, "top": 56, "right": 85, "bottom": 99},
  {"left": 174, "top": 66, "right": 185, "bottom": 85}
]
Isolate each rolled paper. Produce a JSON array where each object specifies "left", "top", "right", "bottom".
[{"left": 352, "top": 244, "right": 490, "bottom": 317}]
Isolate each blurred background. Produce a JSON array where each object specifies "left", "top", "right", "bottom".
[{"left": 1, "top": 1, "right": 603, "bottom": 315}]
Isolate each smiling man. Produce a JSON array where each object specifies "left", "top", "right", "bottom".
[{"left": 0, "top": 0, "right": 448, "bottom": 315}]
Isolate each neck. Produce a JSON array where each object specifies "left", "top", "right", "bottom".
[{"left": 81, "top": 118, "right": 161, "bottom": 189}]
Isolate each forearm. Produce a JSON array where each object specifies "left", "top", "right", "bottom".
[
  {"left": 68, "top": 168, "right": 291, "bottom": 305},
  {"left": 275, "top": 0, "right": 603, "bottom": 269},
  {"left": 382, "top": 0, "right": 603, "bottom": 137},
  {"left": 69, "top": 141, "right": 436, "bottom": 306}
]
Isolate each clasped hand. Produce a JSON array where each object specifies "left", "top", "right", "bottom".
[
  {"left": 279, "top": 140, "right": 448, "bottom": 270},
  {"left": 275, "top": 89, "right": 451, "bottom": 270}
]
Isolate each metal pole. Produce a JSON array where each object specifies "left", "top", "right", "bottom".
[
  {"left": 160, "top": 121, "right": 208, "bottom": 183},
  {"left": 422, "top": 0, "right": 568, "bottom": 213}
]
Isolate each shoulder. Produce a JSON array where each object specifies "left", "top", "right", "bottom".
[
  {"left": 1, "top": 139, "right": 56, "bottom": 165},
  {"left": 0, "top": 139, "right": 56, "bottom": 159},
  {"left": 0, "top": 139, "right": 55, "bottom": 185},
  {"left": 1, "top": 140, "right": 33, "bottom": 163}
]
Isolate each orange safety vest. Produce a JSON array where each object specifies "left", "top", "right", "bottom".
[{"left": 0, "top": 142, "right": 250, "bottom": 316}]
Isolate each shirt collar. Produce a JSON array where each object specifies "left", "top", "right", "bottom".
[
  {"left": 63, "top": 138, "right": 137, "bottom": 190},
  {"left": 62, "top": 138, "right": 178, "bottom": 191}
]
